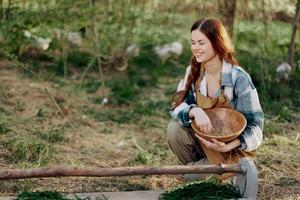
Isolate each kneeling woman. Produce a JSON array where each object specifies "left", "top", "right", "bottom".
[{"left": 167, "top": 17, "right": 264, "bottom": 180}]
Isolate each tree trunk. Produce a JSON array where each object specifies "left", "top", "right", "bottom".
[
  {"left": 0, "top": 0, "right": 4, "bottom": 20},
  {"left": 22, "top": 0, "right": 26, "bottom": 12},
  {"left": 287, "top": 0, "right": 300, "bottom": 66},
  {"left": 6, "top": 0, "right": 12, "bottom": 19},
  {"left": 90, "top": 0, "right": 105, "bottom": 98},
  {"left": 0, "top": 164, "right": 244, "bottom": 180},
  {"left": 218, "top": 0, "right": 236, "bottom": 38},
  {"left": 0, "top": 0, "right": 3, "bottom": 20}
]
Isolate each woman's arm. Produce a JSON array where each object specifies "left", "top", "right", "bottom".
[
  {"left": 171, "top": 89, "right": 197, "bottom": 127},
  {"left": 233, "top": 69, "right": 264, "bottom": 152},
  {"left": 170, "top": 66, "right": 197, "bottom": 127}
]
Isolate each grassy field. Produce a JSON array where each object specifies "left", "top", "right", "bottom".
[{"left": 0, "top": 57, "right": 299, "bottom": 199}]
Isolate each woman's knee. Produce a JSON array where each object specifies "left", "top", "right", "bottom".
[{"left": 167, "top": 120, "right": 185, "bottom": 143}]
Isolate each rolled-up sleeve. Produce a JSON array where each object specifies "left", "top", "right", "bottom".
[
  {"left": 171, "top": 88, "right": 196, "bottom": 126},
  {"left": 234, "top": 71, "right": 264, "bottom": 152},
  {"left": 170, "top": 66, "right": 196, "bottom": 127}
]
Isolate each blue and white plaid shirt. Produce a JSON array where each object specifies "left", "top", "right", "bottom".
[{"left": 171, "top": 60, "right": 264, "bottom": 152}]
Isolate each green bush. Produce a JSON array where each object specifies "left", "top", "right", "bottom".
[
  {"left": 83, "top": 78, "right": 101, "bottom": 94},
  {"left": 67, "top": 50, "right": 92, "bottom": 68},
  {"left": 134, "top": 151, "right": 153, "bottom": 165},
  {"left": 109, "top": 79, "right": 138, "bottom": 105},
  {"left": 235, "top": 20, "right": 300, "bottom": 115}
]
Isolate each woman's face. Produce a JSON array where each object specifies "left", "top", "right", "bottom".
[{"left": 190, "top": 30, "right": 216, "bottom": 63}]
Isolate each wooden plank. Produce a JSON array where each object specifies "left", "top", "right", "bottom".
[{"left": 0, "top": 164, "right": 245, "bottom": 180}]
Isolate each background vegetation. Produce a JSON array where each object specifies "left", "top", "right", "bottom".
[{"left": 0, "top": 0, "right": 299, "bottom": 199}]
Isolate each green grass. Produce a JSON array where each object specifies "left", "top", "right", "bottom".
[
  {"left": 14, "top": 100, "right": 26, "bottom": 112},
  {"left": 1, "top": 138, "right": 52, "bottom": 164},
  {"left": 0, "top": 111, "right": 10, "bottom": 135},
  {"left": 83, "top": 78, "right": 101, "bottom": 94},
  {"left": 130, "top": 146, "right": 170, "bottom": 166},
  {"left": 275, "top": 177, "right": 297, "bottom": 187},
  {"left": 36, "top": 126, "right": 67, "bottom": 144},
  {"left": 86, "top": 100, "right": 169, "bottom": 124},
  {"left": 133, "top": 151, "right": 154, "bottom": 165}
]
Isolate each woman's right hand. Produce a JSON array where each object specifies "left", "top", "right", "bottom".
[{"left": 189, "top": 107, "right": 214, "bottom": 134}]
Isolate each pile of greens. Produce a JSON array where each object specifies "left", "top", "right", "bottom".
[
  {"left": 159, "top": 177, "right": 242, "bottom": 200},
  {"left": 14, "top": 191, "right": 71, "bottom": 200},
  {"left": 14, "top": 191, "right": 107, "bottom": 200}
]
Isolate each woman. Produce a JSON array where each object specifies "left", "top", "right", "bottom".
[{"left": 167, "top": 17, "right": 264, "bottom": 180}]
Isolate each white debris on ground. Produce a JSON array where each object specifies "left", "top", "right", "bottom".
[
  {"left": 66, "top": 32, "right": 83, "bottom": 46},
  {"left": 53, "top": 29, "right": 83, "bottom": 46},
  {"left": 125, "top": 44, "right": 140, "bottom": 58},
  {"left": 35, "top": 37, "right": 52, "bottom": 50},
  {"left": 23, "top": 30, "right": 52, "bottom": 50},
  {"left": 276, "top": 62, "right": 292, "bottom": 81},
  {"left": 23, "top": 30, "right": 32, "bottom": 38},
  {"left": 154, "top": 42, "right": 183, "bottom": 62},
  {"left": 101, "top": 97, "right": 109, "bottom": 105}
]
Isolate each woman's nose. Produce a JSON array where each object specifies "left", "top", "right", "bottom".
[{"left": 192, "top": 45, "right": 201, "bottom": 51}]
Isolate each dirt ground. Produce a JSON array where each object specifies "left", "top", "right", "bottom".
[{"left": 0, "top": 64, "right": 299, "bottom": 200}]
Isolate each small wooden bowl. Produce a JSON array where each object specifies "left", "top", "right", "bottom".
[{"left": 191, "top": 108, "right": 247, "bottom": 142}]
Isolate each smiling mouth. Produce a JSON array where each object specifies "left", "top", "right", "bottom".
[{"left": 194, "top": 52, "right": 204, "bottom": 57}]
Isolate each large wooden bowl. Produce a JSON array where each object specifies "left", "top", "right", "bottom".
[{"left": 191, "top": 108, "right": 247, "bottom": 142}]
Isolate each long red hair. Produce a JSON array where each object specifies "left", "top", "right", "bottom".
[{"left": 172, "top": 17, "right": 239, "bottom": 109}]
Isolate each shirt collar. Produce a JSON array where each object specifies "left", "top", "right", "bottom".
[
  {"left": 221, "top": 59, "right": 233, "bottom": 87},
  {"left": 199, "top": 59, "right": 234, "bottom": 95}
]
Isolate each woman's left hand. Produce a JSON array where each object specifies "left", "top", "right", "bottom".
[{"left": 195, "top": 134, "right": 230, "bottom": 152}]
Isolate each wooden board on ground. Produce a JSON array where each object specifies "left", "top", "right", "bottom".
[{"left": 0, "top": 190, "right": 164, "bottom": 200}]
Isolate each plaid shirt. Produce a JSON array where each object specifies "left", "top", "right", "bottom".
[{"left": 171, "top": 60, "right": 264, "bottom": 152}]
